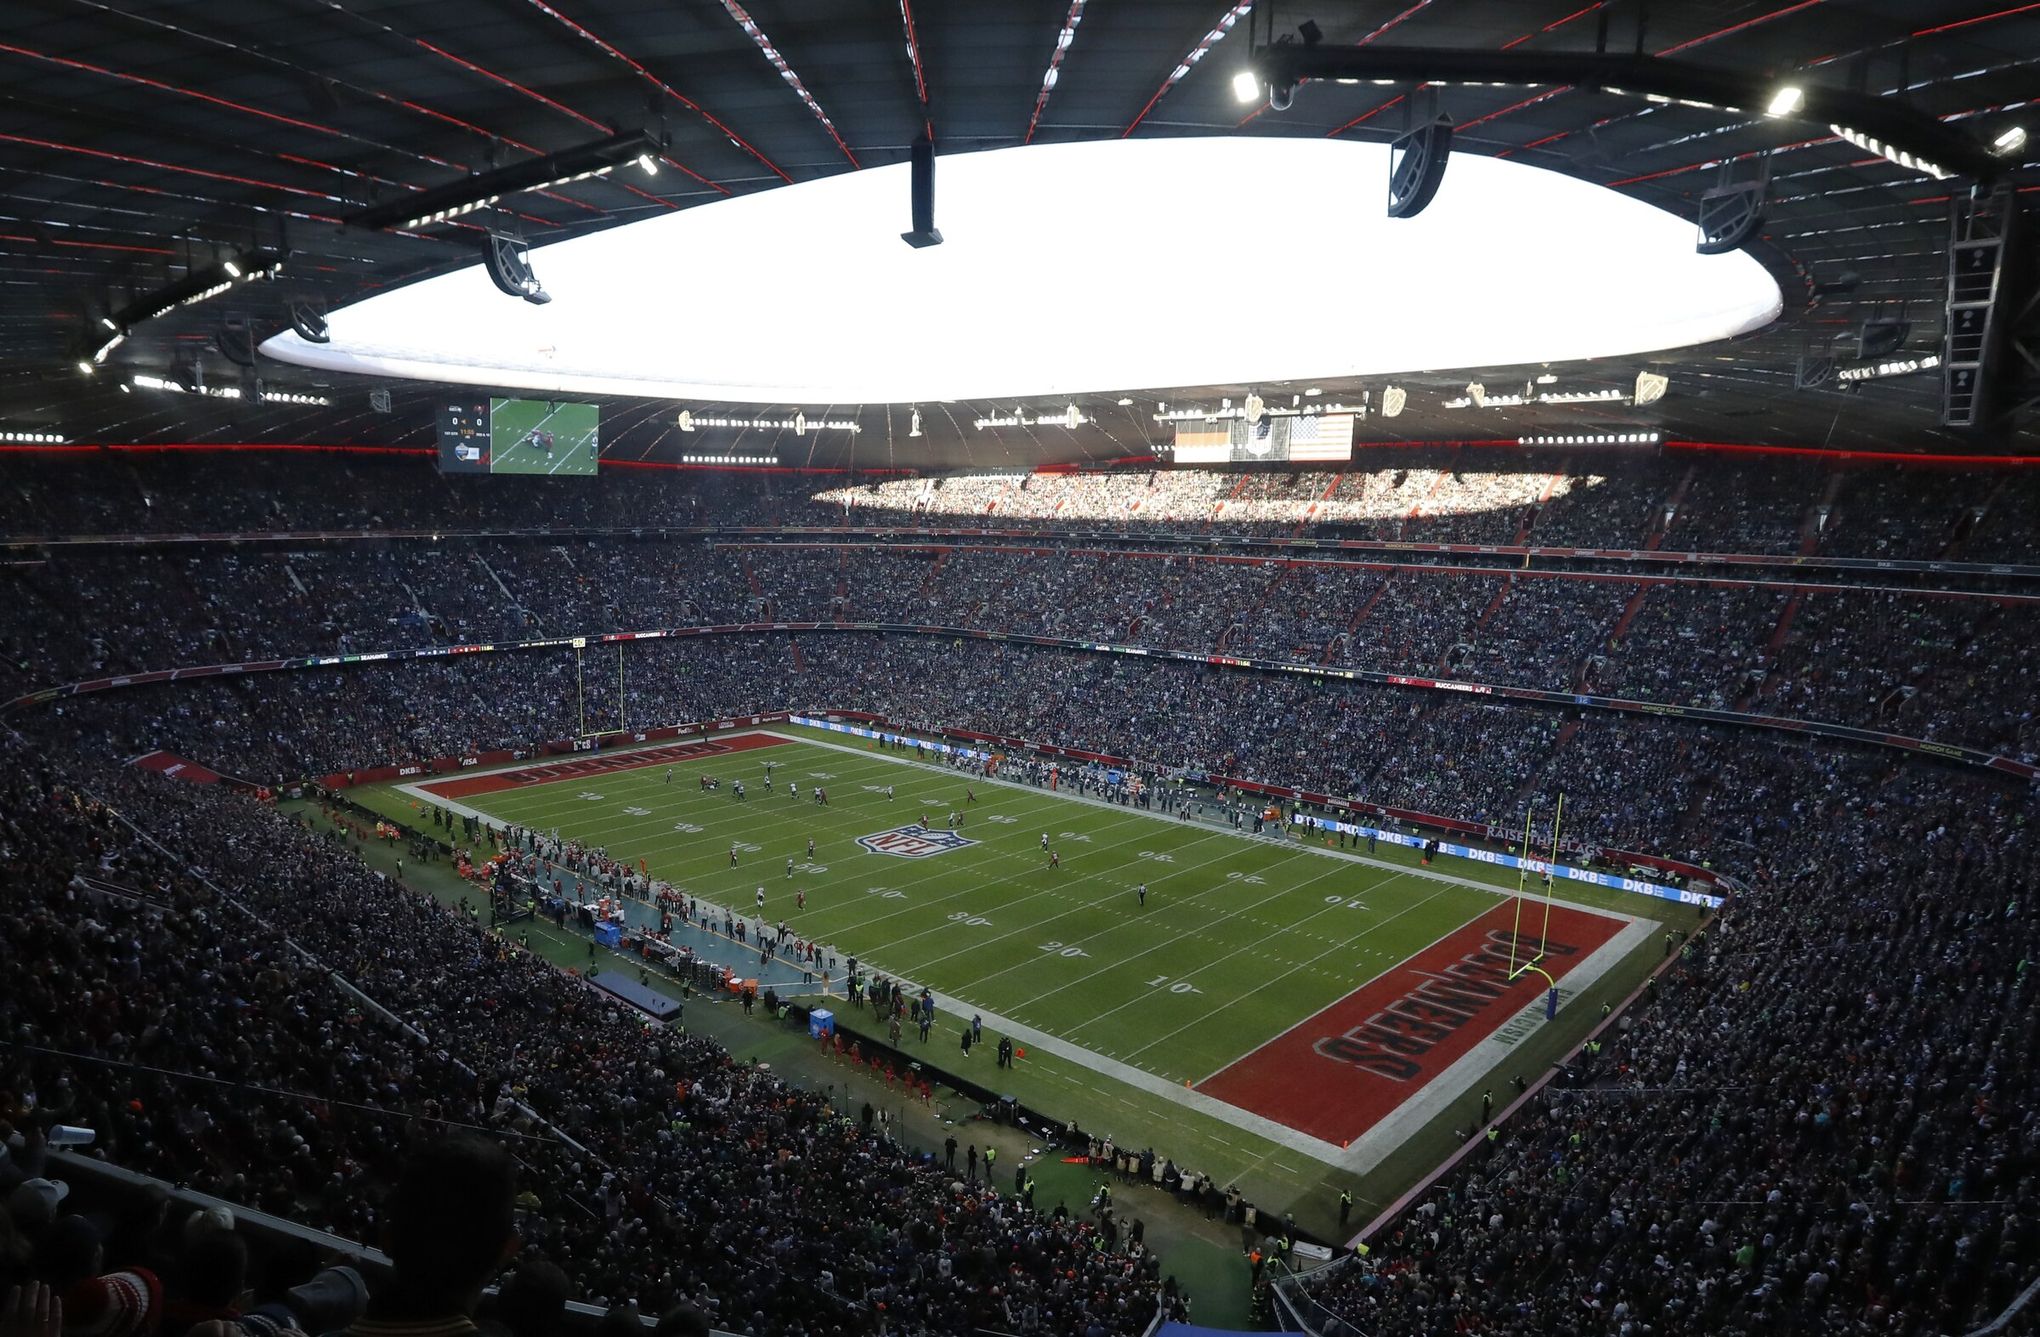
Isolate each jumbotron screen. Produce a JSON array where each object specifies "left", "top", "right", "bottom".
[
  {"left": 437, "top": 398, "right": 600, "bottom": 476},
  {"left": 1172, "top": 413, "right": 1355, "bottom": 465}
]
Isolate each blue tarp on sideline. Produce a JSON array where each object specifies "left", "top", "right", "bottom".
[{"left": 589, "top": 971, "right": 684, "bottom": 1020}]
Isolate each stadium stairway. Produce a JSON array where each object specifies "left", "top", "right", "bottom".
[
  {"left": 1290, "top": 470, "right": 1344, "bottom": 539},
  {"left": 1204, "top": 473, "right": 1252, "bottom": 532},
  {"left": 1342, "top": 579, "right": 1392, "bottom": 643},
  {"left": 1471, "top": 575, "right": 1513, "bottom": 632},
  {"left": 1512, "top": 467, "right": 1568, "bottom": 545},
  {"left": 1249, "top": 564, "right": 1293, "bottom": 616},
  {"left": 1602, "top": 582, "right": 1657, "bottom": 654},
  {"left": 1802, "top": 471, "right": 1847, "bottom": 555},
  {"left": 1507, "top": 719, "right": 1583, "bottom": 809},
  {"left": 1727, "top": 591, "right": 1807, "bottom": 711},
  {"left": 473, "top": 548, "right": 520, "bottom": 607},
  {"left": 1644, "top": 464, "right": 1699, "bottom": 550},
  {"left": 1945, "top": 474, "right": 2013, "bottom": 560},
  {"left": 913, "top": 548, "right": 950, "bottom": 600}
]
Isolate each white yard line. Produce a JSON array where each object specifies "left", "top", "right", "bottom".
[
  {"left": 995, "top": 859, "right": 1365, "bottom": 1010},
  {"left": 1105, "top": 877, "right": 1449, "bottom": 1062},
  {"left": 894, "top": 832, "right": 1308, "bottom": 976},
  {"left": 545, "top": 425, "right": 594, "bottom": 476}
]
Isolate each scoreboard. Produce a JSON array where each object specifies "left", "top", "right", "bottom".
[
  {"left": 437, "top": 398, "right": 493, "bottom": 474},
  {"left": 1172, "top": 413, "right": 1355, "bottom": 465}
]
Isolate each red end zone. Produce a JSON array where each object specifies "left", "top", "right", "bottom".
[
  {"left": 1197, "top": 899, "right": 1625, "bottom": 1146},
  {"left": 415, "top": 733, "right": 791, "bottom": 799}
]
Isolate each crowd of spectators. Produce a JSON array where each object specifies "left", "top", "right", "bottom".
[
  {"left": 1587, "top": 584, "right": 1790, "bottom": 709},
  {"left": 11, "top": 534, "right": 2033, "bottom": 757},
  {"left": 3, "top": 630, "right": 1979, "bottom": 865},
  {"left": 6, "top": 451, "right": 2040, "bottom": 561},
  {"left": 1765, "top": 591, "right": 2039, "bottom": 761},
  {"left": 0, "top": 735, "right": 1167, "bottom": 1335},
  {"left": 5, "top": 452, "right": 2039, "bottom": 1335},
  {"left": 1296, "top": 761, "right": 2040, "bottom": 1336},
  {"left": 10, "top": 636, "right": 2037, "bottom": 1334}
]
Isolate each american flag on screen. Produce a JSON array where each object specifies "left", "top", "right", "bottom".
[
  {"left": 1289, "top": 413, "right": 1356, "bottom": 462},
  {"left": 1170, "top": 413, "right": 1354, "bottom": 464}
]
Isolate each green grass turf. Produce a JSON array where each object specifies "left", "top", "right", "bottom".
[
  {"left": 488, "top": 397, "right": 598, "bottom": 476},
  {"left": 426, "top": 738, "right": 1499, "bottom": 1084},
  {"left": 352, "top": 725, "right": 1704, "bottom": 1238}
]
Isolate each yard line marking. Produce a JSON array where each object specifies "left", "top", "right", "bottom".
[
  {"left": 881, "top": 830, "right": 1288, "bottom": 969},
  {"left": 989, "top": 856, "right": 1370, "bottom": 1009},
  {"left": 1115, "top": 877, "right": 1454, "bottom": 1063}
]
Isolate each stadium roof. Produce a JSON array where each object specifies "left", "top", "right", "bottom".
[{"left": 0, "top": 0, "right": 2034, "bottom": 466}]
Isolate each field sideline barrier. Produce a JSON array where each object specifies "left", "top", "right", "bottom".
[
  {"left": 1294, "top": 816, "right": 1722, "bottom": 909},
  {"left": 6, "top": 621, "right": 2032, "bottom": 785}
]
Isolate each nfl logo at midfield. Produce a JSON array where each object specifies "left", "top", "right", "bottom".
[{"left": 858, "top": 825, "right": 979, "bottom": 859}]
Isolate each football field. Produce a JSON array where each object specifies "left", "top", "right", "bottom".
[
  {"left": 488, "top": 397, "right": 599, "bottom": 475},
  {"left": 394, "top": 725, "right": 1666, "bottom": 1179}
]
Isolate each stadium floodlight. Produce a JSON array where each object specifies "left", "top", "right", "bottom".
[
  {"left": 1519, "top": 430, "right": 1660, "bottom": 447},
  {"left": 1387, "top": 117, "right": 1453, "bottom": 219},
  {"left": 1232, "top": 69, "right": 1261, "bottom": 104},
  {"left": 288, "top": 301, "right": 329, "bottom": 345},
  {"left": 1766, "top": 85, "right": 1803, "bottom": 117},
  {"left": 1247, "top": 44, "right": 2004, "bottom": 185},
  {"left": 222, "top": 258, "right": 244, "bottom": 279},
  {"left": 1696, "top": 177, "right": 1765, "bottom": 255},
  {"left": 98, "top": 315, "right": 119, "bottom": 333},
  {"left": 1381, "top": 385, "right": 1406, "bottom": 417},
  {"left": 677, "top": 410, "right": 694, "bottom": 431},
  {"left": 1828, "top": 123, "right": 1950, "bottom": 180},
  {"left": 348, "top": 129, "right": 659, "bottom": 233},
  {"left": 1634, "top": 370, "right": 1669, "bottom": 405},
  {"left": 1994, "top": 125, "right": 2028, "bottom": 158},
  {"left": 483, "top": 233, "right": 550, "bottom": 306},
  {"left": 638, "top": 153, "right": 659, "bottom": 176}
]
